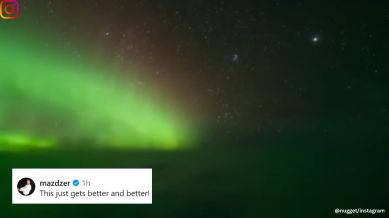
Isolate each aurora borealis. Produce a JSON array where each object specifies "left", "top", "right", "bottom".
[
  {"left": 0, "top": 26, "right": 192, "bottom": 151},
  {"left": 1, "top": 0, "right": 388, "bottom": 151}
]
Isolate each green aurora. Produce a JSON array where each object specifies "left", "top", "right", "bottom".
[{"left": 0, "top": 30, "right": 193, "bottom": 151}]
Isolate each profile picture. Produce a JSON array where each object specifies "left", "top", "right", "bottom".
[{"left": 17, "top": 178, "right": 36, "bottom": 196}]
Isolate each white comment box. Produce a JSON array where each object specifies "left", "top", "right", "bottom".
[{"left": 12, "top": 169, "right": 152, "bottom": 204}]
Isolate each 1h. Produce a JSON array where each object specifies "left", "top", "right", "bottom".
[{"left": 83, "top": 180, "right": 90, "bottom": 186}]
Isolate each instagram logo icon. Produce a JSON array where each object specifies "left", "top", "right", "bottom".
[{"left": 0, "top": 0, "right": 19, "bottom": 20}]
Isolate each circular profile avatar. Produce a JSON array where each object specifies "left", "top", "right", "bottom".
[{"left": 17, "top": 178, "right": 36, "bottom": 196}]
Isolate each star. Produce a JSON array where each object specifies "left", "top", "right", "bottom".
[
  {"left": 231, "top": 53, "right": 239, "bottom": 62},
  {"left": 312, "top": 36, "right": 320, "bottom": 43}
]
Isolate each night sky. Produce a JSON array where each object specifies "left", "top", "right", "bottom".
[
  {"left": 1, "top": 0, "right": 388, "bottom": 149},
  {"left": 1, "top": 1, "right": 389, "bottom": 217}
]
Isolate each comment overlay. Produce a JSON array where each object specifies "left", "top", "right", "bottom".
[{"left": 12, "top": 169, "right": 152, "bottom": 204}]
